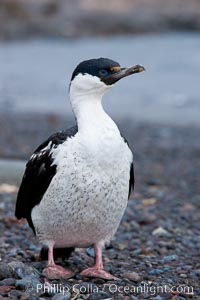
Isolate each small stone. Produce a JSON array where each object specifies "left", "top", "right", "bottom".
[
  {"left": 0, "top": 263, "right": 14, "bottom": 280},
  {"left": 182, "top": 203, "right": 195, "bottom": 211},
  {"left": 0, "top": 285, "right": 14, "bottom": 294},
  {"left": 131, "top": 249, "right": 141, "bottom": 257},
  {"left": 163, "top": 267, "right": 171, "bottom": 272},
  {"left": 15, "top": 275, "right": 42, "bottom": 292},
  {"left": 20, "top": 292, "right": 30, "bottom": 300},
  {"left": 7, "top": 289, "right": 23, "bottom": 299},
  {"left": 194, "top": 269, "right": 200, "bottom": 276},
  {"left": 142, "top": 293, "right": 150, "bottom": 299},
  {"left": 179, "top": 273, "right": 187, "bottom": 278},
  {"left": 88, "top": 291, "right": 112, "bottom": 300},
  {"left": 123, "top": 271, "right": 141, "bottom": 282},
  {"left": 51, "top": 293, "right": 71, "bottom": 300},
  {"left": 15, "top": 267, "right": 27, "bottom": 279},
  {"left": 162, "top": 255, "right": 179, "bottom": 263},
  {"left": 148, "top": 269, "right": 164, "bottom": 275},
  {"left": 153, "top": 296, "right": 165, "bottom": 300},
  {"left": 8, "top": 261, "right": 40, "bottom": 279},
  {"left": 85, "top": 247, "right": 95, "bottom": 258},
  {"left": 0, "top": 278, "right": 16, "bottom": 286},
  {"left": 152, "top": 226, "right": 169, "bottom": 236},
  {"left": 166, "top": 278, "right": 174, "bottom": 284},
  {"left": 8, "top": 261, "right": 25, "bottom": 277},
  {"left": 138, "top": 213, "right": 156, "bottom": 224},
  {"left": 142, "top": 198, "right": 157, "bottom": 206},
  {"left": 115, "top": 295, "right": 124, "bottom": 300}
]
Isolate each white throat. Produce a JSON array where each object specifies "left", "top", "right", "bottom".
[{"left": 69, "top": 74, "right": 118, "bottom": 134}]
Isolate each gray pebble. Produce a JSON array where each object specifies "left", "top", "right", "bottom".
[
  {"left": 131, "top": 249, "right": 141, "bottom": 257},
  {"left": 8, "top": 290, "right": 23, "bottom": 299},
  {"left": 148, "top": 269, "right": 164, "bottom": 275},
  {"left": 142, "top": 293, "right": 150, "bottom": 299},
  {"left": 153, "top": 296, "right": 166, "bottom": 300},
  {"left": 15, "top": 267, "right": 27, "bottom": 279},
  {"left": 8, "top": 261, "right": 25, "bottom": 270},
  {"left": 166, "top": 278, "right": 174, "bottom": 284},
  {"left": 15, "top": 274, "right": 42, "bottom": 292},
  {"left": 123, "top": 271, "right": 141, "bottom": 282},
  {"left": 0, "top": 277, "right": 16, "bottom": 286},
  {"left": 51, "top": 292, "right": 71, "bottom": 300},
  {"left": 161, "top": 255, "right": 179, "bottom": 263},
  {"left": 88, "top": 291, "right": 112, "bottom": 300},
  {"left": 194, "top": 269, "right": 200, "bottom": 276},
  {"left": 0, "top": 262, "right": 14, "bottom": 280},
  {"left": 179, "top": 273, "right": 187, "bottom": 278},
  {"left": 85, "top": 247, "right": 95, "bottom": 258},
  {"left": 163, "top": 267, "right": 171, "bottom": 272}
]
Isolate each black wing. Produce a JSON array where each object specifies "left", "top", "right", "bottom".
[
  {"left": 122, "top": 136, "right": 134, "bottom": 198},
  {"left": 15, "top": 126, "right": 78, "bottom": 233},
  {"left": 129, "top": 162, "right": 134, "bottom": 198}
]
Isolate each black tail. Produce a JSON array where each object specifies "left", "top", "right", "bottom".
[{"left": 40, "top": 247, "right": 74, "bottom": 261}]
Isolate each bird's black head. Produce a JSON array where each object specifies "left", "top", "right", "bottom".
[{"left": 71, "top": 57, "right": 145, "bottom": 86}]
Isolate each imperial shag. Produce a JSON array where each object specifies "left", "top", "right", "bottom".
[{"left": 15, "top": 58, "right": 145, "bottom": 280}]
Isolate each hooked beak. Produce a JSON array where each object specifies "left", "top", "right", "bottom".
[{"left": 104, "top": 64, "right": 145, "bottom": 85}]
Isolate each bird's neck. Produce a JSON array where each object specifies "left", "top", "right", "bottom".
[{"left": 70, "top": 93, "right": 118, "bottom": 134}]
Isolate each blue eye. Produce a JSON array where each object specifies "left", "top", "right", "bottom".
[{"left": 99, "top": 69, "right": 108, "bottom": 77}]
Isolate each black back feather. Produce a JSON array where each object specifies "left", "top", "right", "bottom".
[{"left": 15, "top": 126, "right": 78, "bottom": 233}]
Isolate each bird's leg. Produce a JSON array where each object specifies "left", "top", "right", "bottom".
[
  {"left": 80, "top": 243, "right": 119, "bottom": 280},
  {"left": 42, "top": 243, "right": 74, "bottom": 279}
]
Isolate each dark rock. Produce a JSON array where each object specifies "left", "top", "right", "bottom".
[
  {"left": 153, "top": 296, "right": 166, "bottom": 300},
  {"left": 130, "top": 249, "right": 142, "bottom": 257},
  {"left": 51, "top": 292, "right": 71, "bottom": 300},
  {"left": 163, "top": 267, "right": 171, "bottom": 272},
  {"left": 15, "top": 275, "right": 42, "bottom": 292},
  {"left": 118, "top": 279, "right": 132, "bottom": 286},
  {"left": 193, "top": 269, "right": 200, "bottom": 276},
  {"left": 114, "top": 295, "right": 124, "bottom": 300},
  {"left": 0, "top": 278, "right": 16, "bottom": 286},
  {"left": 7, "top": 289, "right": 23, "bottom": 299},
  {"left": 0, "top": 263, "right": 14, "bottom": 280},
  {"left": 89, "top": 291, "right": 112, "bottom": 300},
  {"left": 7, "top": 261, "right": 26, "bottom": 279}
]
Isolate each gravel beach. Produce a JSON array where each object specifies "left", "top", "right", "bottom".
[{"left": 0, "top": 112, "right": 200, "bottom": 299}]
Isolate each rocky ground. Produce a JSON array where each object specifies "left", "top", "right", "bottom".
[{"left": 0, "top": 113, "right": 200, "bottom": 299}]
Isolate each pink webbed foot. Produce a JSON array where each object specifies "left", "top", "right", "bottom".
[
  {"left": 43, "top": 264, "right": 74, "bottom": 280},
  {"left": 80, "top": 267, "right": 119, "bottom": 280}
]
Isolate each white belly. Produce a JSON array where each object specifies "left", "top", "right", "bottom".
[{"left": 31, "top": 131, "right": 133, "bottom": 248}]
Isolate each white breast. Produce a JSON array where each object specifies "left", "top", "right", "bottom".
[
  {"left": 31, "top": 127, "right": 132, "bottom": 248},
  {"left": 31, "top": 95, "right": 133, "bottom": 248}
]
